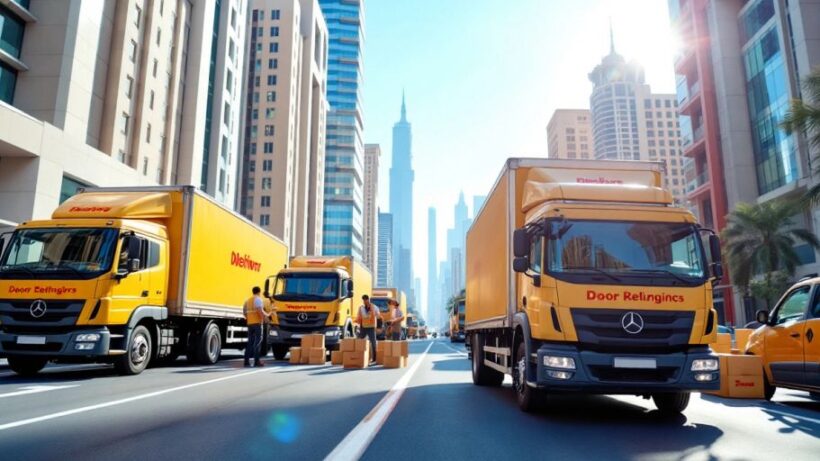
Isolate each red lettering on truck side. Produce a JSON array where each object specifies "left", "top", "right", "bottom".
[
  {"left": 69, "top": 206, "right": 112, "bottom": 213},
  {"left": 230, "top": 251, "right": 262, "bottom": 272}
]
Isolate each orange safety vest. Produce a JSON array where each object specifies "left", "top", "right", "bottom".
[
  {"left": 244, "top": 296, "right": 263, "bottom": 325},
  {"left": 359, "top": 305, "right": 378, "bottom": 328}
]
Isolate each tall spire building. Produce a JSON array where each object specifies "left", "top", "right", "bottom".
[{"left": 389, "top": 92, "right": 414, "bottom": 302}]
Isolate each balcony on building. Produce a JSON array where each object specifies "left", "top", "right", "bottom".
[
  {"left": 677, "top": 76, "right": 701, "bottom": 116},
  {"left": 679, "top": 114, "right": 705, "bottom": 157}
]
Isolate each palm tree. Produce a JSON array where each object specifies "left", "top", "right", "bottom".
[
  {"left": 782, "top": 67, "right": 820, "bottom": 206},
  {"left": 722, "top": 200, "right": 820, "bottom": 306}
]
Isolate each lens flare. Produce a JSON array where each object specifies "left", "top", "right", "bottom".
[{"left": 267, "top": 412, "right": 301, "bottom": 443}]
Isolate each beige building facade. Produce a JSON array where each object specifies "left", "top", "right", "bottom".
[
  {"left": 239, "top": 0, "right": 328, "bottom": 255},
  {"left": 0, "top": 0, "right": 248, "bottom": 225},
  {"left": 362, "top": 143, "right": 379, "bottom": 273},
  {"left": 546, "top": 109, "right": 594, "bottom": 160}
]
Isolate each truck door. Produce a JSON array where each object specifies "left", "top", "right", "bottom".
[
  {"left": 804, "top": 286, "right": 820, "bottom": 388},
  {"left": 109, "top": 234, "right": 150, "bottom": 322},
  {"left": 144, "top": 238, "right": 167, "bottom": 307},
  {"left": 764, "top": 285, "right": 810, "bottom": 386},
  {"left": 521, "top": 235, "right": 561, "bottom": 341}
]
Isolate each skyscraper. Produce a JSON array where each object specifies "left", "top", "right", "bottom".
[
  {"left": 547, "top": 109, "right": 595, "bottom": 159},
  {"left": 319, "top": 0, "right": 365, "bottom": 258},
  {"left": 0, "top": 0, "right": 247, "bottom": 222},
  {"left": 441, "top": 192, "right": 471, "bottom": 302},
  {"left": 363, "top": 144, "right": 380, "bottom": 271},
  {"left": 377, "top": 211, "right": 393, "bottom": 287},
  {"left": 240, "top": 0, "right": 328, "bottom": 254},
  {"left": 390, "top": 93, "right": 414, "bottom": 298},
  {"left": 588, "top": 30, "right": 687, "bottom": 204},
  {"left": 669, "top": 0, "right": 820, "bottom": 324},
  {"left": 426, "top": 207, "right": 438, "bottom": 326}
]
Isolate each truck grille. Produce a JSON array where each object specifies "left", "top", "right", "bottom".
[
  {"left": 277, "top": 312, "right": 329, "bottom": 331},
  {"left": 588, "top": 365, "right": 679, "bottom": 383},
  {"left": 0, "top": 300, "right": 84, "bottom": 332},
  {"left": 571, "top": 308, "right": 694, "bottom": 350}
]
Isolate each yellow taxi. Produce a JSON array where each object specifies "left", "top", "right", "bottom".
[{"left": 746, "top": 276, "right": 820, "bottom": 400}]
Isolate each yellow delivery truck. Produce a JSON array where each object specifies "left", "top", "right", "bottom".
[
  {"left": 372, "top": 287, "right": 407, "bottom": 340},
  {"left": 0, "top": 187, "right": 288, "bottom": 376},
  {"left": 466, "top": 158, "right": 723, "bottom": 413},
  {"left": 266, "top": 256, "right": 372, "bottom": 358}
]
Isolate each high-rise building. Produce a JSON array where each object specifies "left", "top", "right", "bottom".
[
  {"left": 376, "top": 210, "right": 393, "bottom": 287},
  {"left": 426, "top": 207, "right": 438, "bottom": 326},
  {"left": 669, "top": 0, "right": 820, "bottom": 324},
  {"left": 240, "top": 0, "right": 328, "bottom": 254},
  {"left": 319, "top": 0, "right": 365, "bottom": 258},
  {"left": 390, "top": 93, "right": 414, "bottom": 298},
  {"left": 547, "top": 109, "right": 595, "bottom": 159},
  {"left": 362, "top": 143, "right": 380, "bottom": 271},
  {"left": 0, "top": 0, "right": 247, "bottom": 223},
  {"left": 588, "top": 31, "right": 687, "bottom": 203},
  {"left": 441, "top": 192, "right": 471, "bottom": 302}
]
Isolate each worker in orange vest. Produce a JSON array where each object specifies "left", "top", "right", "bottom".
[
  {"left": 356, "top": 294, "right": 382, "bottom": 364},
  {"left": 243, "top": 286, "right": 267, "bottom": 367}
]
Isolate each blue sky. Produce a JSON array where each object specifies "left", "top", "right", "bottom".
[{"left": 361, "top": 0, "right": 679, "bottom": 309}]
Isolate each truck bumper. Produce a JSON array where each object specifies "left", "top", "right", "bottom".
[
  {"left": 268, "top": 325, "right": 343, "bottom": 348},
  {"left": 0, "top": 327, "right": 112, "bottom": 358},
  {"left": 534, "top": 344, "right": 720, "bottom": 393}
]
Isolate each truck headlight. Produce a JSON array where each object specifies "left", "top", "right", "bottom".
[
  {"left": 76, "top": 334, "right": 100, "bottom": 342},
  {"left": 691, "top": 359, "right": 718, "bottom": 371},
  {"left": 546, "top": 370, "right": 573, "bottom": 380},
  {"left": 543, "top": 356, "right": 576, "bottom": 370},
  {"left": 325, "top": 330, "right": 340, "bottom": 337},
  {"left": 75, "top": 343, "right": 94, "bottom": 351},
  {"left": 694, "top": 373, "right": 715, "bottom": 382},
  {"left": 269, "top": 329, "right": 278, "bottom": 337}
]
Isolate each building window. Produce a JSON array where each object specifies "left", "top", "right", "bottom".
[
  {"left": 265, "top": 108, "right": 274, "bottom": 119},
  {"left": 146, "top": 123, "right": 152, "bottom": 143},
  {"left": 228, "top": 39, "right": 236, "bottom": 61},
  {"left": 268, "top": 58, "right": 277, "bottom": 69},
  {"left": 254, "top": 76, "right": 260, "bottom": 87},
  {"left": 261, "top": 196, "right": 271, "bottom": 207},
  {"left": 221, "top": 135, "right": 228, "bottom": 159},
  {"left": 230, "top": 8, "right": 237, "bottom": 29},
  {"left": 128, "top": 40, "right": 138, "bottom": 62},
  {"left": 143, "top": 157, "right": 149, "bottom": 175},
  {"left": 149, "top": 90, "right": 155, "bottom": 109},
  {"left": 264, "top": 125, "right": 274, "bottom": 136},
  {"left": 261, "top": 178, "right": 272, "bottom": 189},
  {"left": 249, "top": 160, "right": 256, "bottom": 172},
  {"left": 156, "top": 28, "right": 161, "bottom": 46},
  {"left": 219, "top": 168, "right": 226, "bottom": 193},
  {"left": 252, "top": 109, "right": 258, "bottom": 120},
  {"left": 267, "top": 75, "right": 277, "bottom": 86},
  {"left": 226, "top": 69, "right": 233, "bottom": 93},
  {"left": 0, "top": 61, "right": 17, "bottom": 104},
  {"left": 250, "top": 143, "right": 257, "bottom": 155},
  {"left": 0, "top": 5, "right": 25, "bottom": 59},
  {"left": 263, "top": 160, "right": 272, "bottom": 171},
  {"left": 264, "top": 142, "right": 273, "bottom": 153},
  {"left": 260, "top": 215, "right": 270, "bottom": 226},
  {"left": 117, "top": 150, "right": 127, "bottom": 163},
  {"left": 134, "top": 5, "right": 142, "bottom": 27},
  {"left": 271, "top": 9, "right": 280, "bottom": 20},
  {"left": 266, "top": 91, "right": 275, "bottom": 102},
  {"left": 223, "top": 102, "right": 231, "bottom": 126},
  {"left": 152, "top": 59, "right": 158, "bottom": 77},
  {"left": 270, "top": 26, "right": 279, "bottom": 37},
  {"left": 120, "top": 112, "right": 130, "bottom": 134},
  {"left": 59, "top": 176, "right": 90, "bottom": 203},
  {"left": 160, "top": 0, "right": 165, "bottom": 15},
  {"left": 253, "top": 92, "right": 259, "bottom": 104},
  {"left": 270, "top": 42, "right": 278, "bottom": 53},
  {"left": 125, "top": 76, "right": 134, "bottom": 98}
]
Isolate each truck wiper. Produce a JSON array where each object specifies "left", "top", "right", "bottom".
[
  {"left": 626, "top": 269, "right": 695, "bottom": 284},
  {"left": 0, "top": 265, "right": 38, "bottom": 278},
  {"left": 49, "top": 264, "right": 85, "bottom": 278},
  {"left": 562, "top": 266, "right": 622, "bottom": 283}
]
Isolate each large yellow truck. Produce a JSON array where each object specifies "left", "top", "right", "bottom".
[
  {"left": 449, "top": 294, "right": 466, "bottom": 343},
  {"left": 406, "top": 313, "right": 419, "bottom": 339},
  {"left": 372, "top": 287, "right": 407, "bottom": 340},
  {"left": 266, "top": 256, "right": 372, "bottom": 358},
  {"left": 466, "top": 158, "right": 723, "bottom": 413},
  {"left": 0, "top": 187, "right": 288, "bottom": 376}
]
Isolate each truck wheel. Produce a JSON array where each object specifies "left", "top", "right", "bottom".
[
  {"left": 471, "top": 333, "right": 503, "bottom": 387},
  {"left": 115, "top": 325, "right": 152, "bottom": 375},
  {"left": 652, "top": 392, "right": 690, "bottom": 414},
  {"left": 513, "top": 342, "right": 541, "bottom": 412},
  {"left": 7, "top": 356, "right": 48, "bottom": 376},
  {"left": 272, "top": 344, "right": 289, "bottom": 360},
  {"left": 196, "top": 322, "right": 222, "bottom": 365},
  {"left": 763, "top": 373, "right": 776, "bottom": 401}
]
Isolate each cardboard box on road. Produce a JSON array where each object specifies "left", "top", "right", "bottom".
[
  {"left": 383, "top": 355, "right": 407, "bottom": 369},
  {"left": 389, "top": 341, "right": 409, "bottom": 358},
  {"left": 734, "top": 329, "right": 753, "bottom": 352},
  {"left": 343, "top": 350, "right": 369, "bottom": 369},
  {"left": 331, "top": 350, "right": 343, "bottom": 365},
  {"left": 341, "top": 338, "right": 355, "bottom": 352},
  {"left": 289, "top": 347, "right": 302, "bottom": 364},
  {"left": 300, "top": 334, "right": 325, "bottom": 349},
  {"left": 704, "top": 354, "right": 764, "bottom": 399},
  {"left": 354, "top": 338, "right": 369, "bottom": 353},
  {"left": 376, "top": 342, "right": 386, "bottom": 365}
]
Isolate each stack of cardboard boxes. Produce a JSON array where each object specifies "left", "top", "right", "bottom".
[
  {"left": 288, "top": 334, "right": 327, "bottom": 365},
  {"left": 705, "top": 329, "right": 764, "bottom": 399},
  {"left": 381, "top": 340, "right": 409, "bottom": 368},
  {"left": 341, "top": 338, "right": 370, "bottom": 369}
]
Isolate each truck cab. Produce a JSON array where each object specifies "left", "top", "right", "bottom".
[
  {"left": 450, "top": 296, "right": 466, "bottom": 343},
  {"left": 267, "top": 256, "right": 372, "bottom": 359}
]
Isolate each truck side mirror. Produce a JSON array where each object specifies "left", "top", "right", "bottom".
[
  {"left": 756, "top": 310, "right": 770, "bottom": 325},
  {"left": 513, "top": 257, "right": 529, "bottom": 273},
  {"left": 128, "top": 258, "right": 141, "bottom": 273},
  {"left": 346, "top": 279, "right": 354, "bottom": 297},
  {"left": 264, "top": 279, "right": 270, "bottom": 294},
  {"left": 513, "top": 229, "right": 529, "bottom": 258},
  {"left": 708, "top": 234, "right": 723, "bottom": 280}
]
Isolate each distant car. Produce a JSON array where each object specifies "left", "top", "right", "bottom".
[
  {"left": 746, "top": 276, "right": 820, "bottom": 400},
  {"left": 432, "top": 332, "right": 438, "bottom": 338}
]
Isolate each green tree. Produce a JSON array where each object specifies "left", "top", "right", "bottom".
[
  {"left": 722, "top": 200, "right": 819, "bottom": 307},
  {"left": 782, "top": 67, "right": 820, "bottom": 206}
]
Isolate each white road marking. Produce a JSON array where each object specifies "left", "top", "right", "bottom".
[
  {"left": 440, "top": 343, "right": 468, "bottom": 356},
  {"left": 0, "top": 364, "right": 327, "bottom": 432},
  {"left": 0, "top": 385, "right": 79, "bottom": 399},
  {"left": 324, "top": 342, "right": 434, "bottom": 461}
]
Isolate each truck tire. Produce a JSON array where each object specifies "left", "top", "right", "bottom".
[
  {"left": 471, "top": 333, "right": 503, "bottom": 387},
  {"left": 272, "top": 344, "right": 289, "bottom": 360},
  {"left": 7, "top": 356, "right": 48, "bottom": 376},
  {"left": 514, "top": 342, "right": 541, "bottom": 412},
  {"left": 763, "top": 373, "right": 776, "bottom": 401},
  {"left": 652, "top": 392, "right": 690, "bottom": 414},
  {"left": 115, "top": 325, "right": 152, "bottom": 375},
  {"left": 196, "top": 322, "right": 222, "bottom": 365}
]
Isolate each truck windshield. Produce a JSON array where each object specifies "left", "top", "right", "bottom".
[
  {"left": 0, "top": 228, "right": 119, "bottom": 280},
  {"left": 546, "top": 220, "right": 706, "bottom": 286},
  {"left": 274, "top": 274, "right": 340, "bottom": 301},
  {"left": 371, "top": 298, "right": 390, "bottom": 313}
]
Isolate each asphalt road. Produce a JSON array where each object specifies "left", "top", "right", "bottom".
[{"left": 0, "top": 340, "right": 818, "bottom": 461}]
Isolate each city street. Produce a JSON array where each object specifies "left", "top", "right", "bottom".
[{"left": 0, "top": 339, "right": 817, "bottom": 461}]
